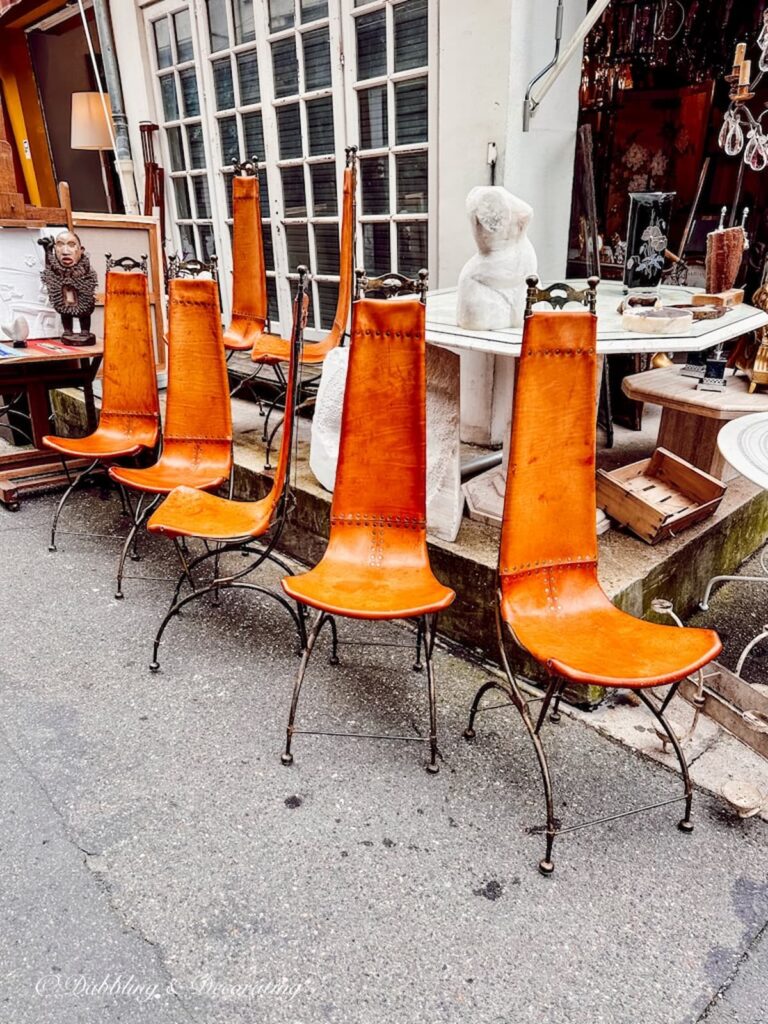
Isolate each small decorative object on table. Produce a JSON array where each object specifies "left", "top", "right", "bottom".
[
  {"left": 456, "top": 186, "right": 537, "bottom": 330},
  {"left": 38, "top": 230, "right": 98, "bottom": 346},
  {"left": 623, "top": 192, "right": 675, "bottom": 294},
  {"left": 1, "top": 315, "right": 30, "bottom": 349},
  {"left": 621, "top": 306, "right": 693, "bottom": 335}
]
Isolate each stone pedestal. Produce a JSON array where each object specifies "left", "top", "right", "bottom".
[{"left": 309, "top": 343, "right": 464, "bottom": 543}]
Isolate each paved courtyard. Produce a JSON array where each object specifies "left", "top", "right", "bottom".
[{"left": 1, "top": 490, "right": 767, "bottom": 1024}]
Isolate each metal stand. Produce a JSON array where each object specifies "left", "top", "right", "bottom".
[
  {"left": 281, "top": 611, "right": 440, "bottom": 774},
  {"left": 700, "top": 546, "right": 768, "bottom": 677},
  {"left": 463, "top": 603, "right": 694, "bottom": 875}
]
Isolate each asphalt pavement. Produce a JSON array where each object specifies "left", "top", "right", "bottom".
[{"left": 0, "top": 490, "right": 766, "bottom": 1024}]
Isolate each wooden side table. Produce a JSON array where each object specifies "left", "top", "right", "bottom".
[
  {"left": 0, "top": 339, "right": 103, "bottom": 510},
  {"left": 622, "top": 367, "right": 768, "bottom": 480}
]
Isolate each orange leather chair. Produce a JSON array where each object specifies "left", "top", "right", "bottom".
[
  {"left": 279, "top": 271, "right": 455, "bottom": 773},
  {"left": 145, "top": 269, "right": 311, "bottom": 671},
  {"left": 463, "top": 276, "right": 722, "bottom": 875},
  {"left": 230, "top": 148, "right": 357, "bottom": 457},
  {"left": 109, "top": 275, "right": 233, "bottom": 598},
  {"left": 43, "top": 259, "right": 160, "bottom": 552}
]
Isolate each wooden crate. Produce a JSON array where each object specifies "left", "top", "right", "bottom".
[{"left": 596, "top": 447, "right": 726, "bottom": 544}]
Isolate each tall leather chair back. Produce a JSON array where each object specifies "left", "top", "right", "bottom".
[
  {"left": 499, "top": 309, "right": 598, "bottom": 580},
  {"left": 331, "top": 296, "right": 426, "bottom": 526},
  {"left": 166, "top": 277, "right": 232, "bottom": 448},
  {"left": 225, "top": 173, "right": 268, "bottom": 344},
  {"left": 101, "top": 269, "right": 159, "bottom": 427}
]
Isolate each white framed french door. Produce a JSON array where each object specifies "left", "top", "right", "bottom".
[{"left": 140, "top": 0, "right": 434, "bottom": 335}]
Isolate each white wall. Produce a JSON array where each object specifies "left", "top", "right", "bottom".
[{"left": 503, "top": 0, "right": 588, "bottom": 279}]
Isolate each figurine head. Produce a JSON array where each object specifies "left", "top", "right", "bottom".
[
  {"left": 466, "top": 186, "right": 533, "bottom": 254},
  {"left": 54, "top": 231, "right": 84, "bottom": 268}
]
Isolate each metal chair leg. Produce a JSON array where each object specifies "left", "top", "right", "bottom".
[
  {"left": 413, "top": 617, "right": 425, "bottom": 672},
  {"left": 423, "top": 613, "right": 439, "bottom": 773},
  {"left": 636, "top": 687, "right": 694, "bottom": 832},
  {"left": 282, "top": 610, "right": 326, "bottom": 765},
  {"left": 48, "top": 458, "right": 100, "bottom": 552},
  {"left": 736, "top": 626, "right": 768, "bottom": 677},
  {"left": 150, "top": 579, "right": 308, "bottom": 672},
  {"left": 114, "top": 494, "right": 160, "bottom": 599},
  {"left": 321, "top": 614, "right": 339, "bottom": 665}
]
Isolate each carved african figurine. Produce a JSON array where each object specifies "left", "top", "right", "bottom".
[
  {"left": 38, "top": 230, "right": 98, "bottom": 346},
  {"left": 456, "top": 186, "right": 537, "bottom": 330}
]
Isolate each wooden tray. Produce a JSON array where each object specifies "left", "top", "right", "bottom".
[{"left": 596, "top": 447, "right": 726, "bottom": 544}]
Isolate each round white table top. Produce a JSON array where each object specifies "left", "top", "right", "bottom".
[
  {"left": 425, "top": 281, "right": 768, "bottom": 358},
  {"left": 717, "top": 411, "right": 768, "bottom": 491}
]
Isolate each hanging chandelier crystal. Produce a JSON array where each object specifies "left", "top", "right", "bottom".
[{"left": 719, "top": 14, "right": 768, "bottom": 171}]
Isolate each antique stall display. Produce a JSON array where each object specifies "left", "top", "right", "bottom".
[
  {"left": 730, "top": 262, "right": 768, "bottom": 392},
  {"left": 462, "top": 275, "right": 721, "bottom": 874},
  {"left": 719, "top": 14, "right": 768, "bottom": 174},
  {"left": 456, "top": 186, "right": 537, "bottom": 330},
  {"left": 597, "top": 447, "right": 726, "bottom": 544},
  {"left": 38, "top": 230, "right": 98, "bottom": 346}
]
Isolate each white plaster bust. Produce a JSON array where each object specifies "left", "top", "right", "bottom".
[{"left": 456, "top": 186, "right": 537, "bottom": 330}]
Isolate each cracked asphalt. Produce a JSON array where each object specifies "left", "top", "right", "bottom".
[{"left": 1, "top": 490, "right": 767, "bottom": 1024}]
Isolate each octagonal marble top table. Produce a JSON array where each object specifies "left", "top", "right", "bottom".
[{"left": 423, "top": 282, "right": 768, "bottom": 529}]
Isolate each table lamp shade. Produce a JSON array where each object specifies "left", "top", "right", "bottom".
[{"left": 71, "top": 92, "right": 112, "bottom": 151}]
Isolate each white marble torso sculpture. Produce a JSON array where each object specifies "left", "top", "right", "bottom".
[{"left": 456, "top": 186, "right": 537, "bottom": 330}]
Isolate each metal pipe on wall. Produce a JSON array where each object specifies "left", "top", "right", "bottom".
[{"left": 84, "top": 0, "right": 139, "bottom": 212}]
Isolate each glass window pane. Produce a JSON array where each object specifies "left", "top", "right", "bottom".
[
  {"left": 268, "top": 0, "right": 294, "bottom": 32},
  {"left": 276, "top": 104, "right": 302, "bottom": 159},
  {"left": 394, "top": 0, "right": 428, "bottom": 72},
  {"left": 243, "top": 111, "right": 264, "bottom": 160},
  {"left": 310, "top": 163, "right": 336, "bottom": 215},
  {"left": 223, "top": 171, "right": 234, "bottom": 218},
  {"left": 281, "top": 166, "right": 307, "bottom": 217},
  {"left": 359, "top": 85, "right": 387, "bottom": 149},
  {"left": 272, "top": 38, "right": 298, "bottom": 98},
  {"left": 199, "top": 224, "right": 216, "bottom": 261},
  {"left": 363, "top": 222, "right": 391, "bottom": 275},
  {"left": 397, "top": 222, "right": 427, "bottom": 277},
  {"left": 173, "top": 178, "right": 191, "bottom": 219},
  {"left": 167, "top": 126, "right": 185, "bottom": 171},
  {"left": 218, "top": 116, "right": 239, "bottom": 165},
  {"left": 285, "top": 224, "right": 311, "bottom": 271},
  {"left": 153, "top": 19, "right": 172, "bottom": 69},
  {"left": 361, "top": 156, "right": 389, "bottom": 215},
  {"left": 356, "top": 10, "right": 386, "bottom": 80},
  {"left": 267, "top": 276, "right": 279, "bottom": 324},
  {"left": 160, "top": 74, "right": 178, "bottom": 122},
  {"left": 397, "top": 152, "right": 427, "bottom": 213},
  {"left": 317, "top": 281, "right": 338, "bottom": 328},
  {"left": 233, "top": 0, "right": 256, "bottom": 44},
  {"left": 237, "top": 50, "right": 260, "bottom": 105},
  {"left": 314, "top": 223, "right": 339, "bottom": 275},
  {"left": 187, "top": 124, "right": 206, "bottom": 169},
  {"left": 303, "top": 28, "right": 331, "bottom": 90},
  {"left": 306, "top": 97, "right": 334, "bottom": 155},
  {"left": 301, "top": 0, "right": 328, "bottom": 22},
  {"left": 179, "top": 223, "right": 195, "bottom": 258},
  {"left": 193, "top": 176, "right": 211, "bottom": 218},
  {"left": 173, "top": 10, "right": 194, "bottom": 62},
  {"left": 206, "top": 0, "right": 229, "bottom": 52},
  {"left": 258, "top": 167, "right": 270, "bottom": 211},
  {"left": 395, "top": 79, "right": 427, "bottom": 145},
  {"left": 263, "top": 224, "right": 274, "bottom": 270},
  {"left": 212, "top": 59, "right": 234, "bottom": 110},
  {"left": 179, "top": 68, "right": 200, "bottom": 117}
]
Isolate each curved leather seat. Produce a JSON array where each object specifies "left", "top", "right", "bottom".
[
  {"left": 111, "top": 440, "right": 232, "bottom": 494},
  {"left": 283, "top": 526, "right": 454, "bottom": 619},
  {"left": 501, "top": 566, "right": 720, "bottom": 688},
  {"left": 44, "top": 413, "right": 158, "bottom": 460}
]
